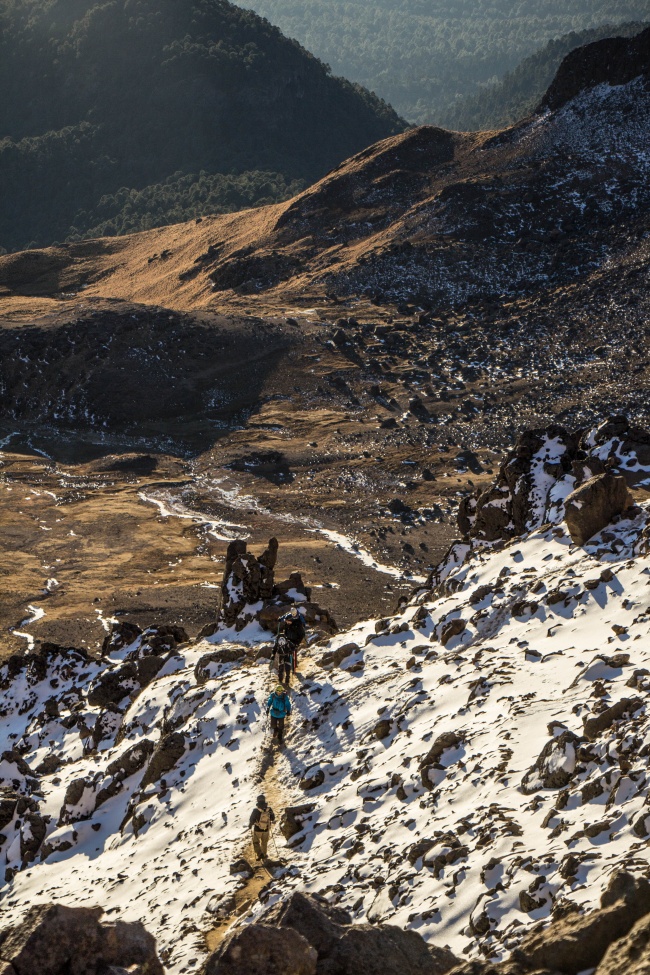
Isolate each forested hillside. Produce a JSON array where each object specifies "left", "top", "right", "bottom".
[
  {"left": 441, "top": 20, "right": 649, "bottom": 130},
  {"left": 236, "top": 0, "right": 650, "bottom": 123},
  {"left": 0, "top": 0, "right": 403, "bottom": 252}
]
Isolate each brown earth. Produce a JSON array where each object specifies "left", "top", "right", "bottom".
[{"left": 0, "top": 445, "right": 466, "bottom": 656}]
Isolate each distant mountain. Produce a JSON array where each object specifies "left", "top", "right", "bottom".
[
  {"left": 233, "top": 0, "right": 650, "bottom": 124},
  {"left": 0, "top": 0, "right": 404, "bottom": 253},
  {"left": 441, "top": 21, "right": 648, "bottom": 131}
]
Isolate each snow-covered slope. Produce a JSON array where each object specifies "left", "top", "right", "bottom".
[
  {"left": 262, "top": 507, "right": 650, "bottom": 960},
  {"left": 2, "top": 420, "right": 650, "bottom": 970},
  {"left": 0, "top": 633, "right": 273, "bottom": 973}
]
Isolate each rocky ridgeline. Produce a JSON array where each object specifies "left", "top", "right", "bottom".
[{"left": 215, "top": 537, "right": 337, "bottom": 636}]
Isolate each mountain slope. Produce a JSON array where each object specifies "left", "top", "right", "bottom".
[
  {"left": 440, "top": 21, "right": 648, "bottom": 132},
  {"left": 0, "top": 0, "right": 403, "bottom": 253}
]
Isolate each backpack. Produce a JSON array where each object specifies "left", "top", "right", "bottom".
[{"left": 258, "top": 808, "right": 271, "bottom": 831}]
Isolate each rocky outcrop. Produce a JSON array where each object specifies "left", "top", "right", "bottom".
[
  {"left": 458, "top": 417, "right": 646, "bottom": 546},
  {"left": 0, "top": 903, "right": 163, "bottom": 975},
  {"left": 140, "top": 732, "right": 186, "bottom": 788},
  {"left": 564, "top": 473, "right": 631, "bottom": 545},
  {"left": 218, "top": 538, "right": 336, "bottom": 635},
  {"left": 541, "top": 27, "right": 650, "bottom": 112},
  {"left": 88, "top": 623, "right": 188, "bottom": 708},
  {"left": 228, "top": 891, "right": 461, "bottom": 975}
]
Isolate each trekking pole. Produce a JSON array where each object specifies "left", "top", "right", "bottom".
[{"left": 269, "top": 824, "right": 280, "bottom": 858}]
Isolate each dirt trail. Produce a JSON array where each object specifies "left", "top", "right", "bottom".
[{"left": 204, "top": 662, "right": 306, "bottom": 953}]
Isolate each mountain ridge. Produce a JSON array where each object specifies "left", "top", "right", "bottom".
[{"left": 0, "top": 0, "right": 404, "bottom": 253}]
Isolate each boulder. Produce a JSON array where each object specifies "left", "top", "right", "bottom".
[
  {"left": 440, "top": 619, "right": 466, "bottom": 646},
  {"left": 521, "top": 730, "right": 581, "bottom": 794},
  {"left": 258, "top": 892, "right": 459, "bottom": 975},
  {"left": 99, "top": 919, "right": 164, "bottom": 974},
  {"left": 564, "top": 474, "right": 631, "bottom": 546},
  {"left": 195, "top": 649, "right": 246, "bottom": 684},
  {"left": 419, "top": 732, "right": 463, "bottom": 790},
  {"left": 139, "top": 732, "right": 185, "bottom": 788},
  {"left": 0, "top": 903, "right": 163, "bottom": 975},
  {"left": 318, "top": 644, "right": 359, "bottom": 669},
  {"left": 300, "top": 769, "right": 325, "bottom": 791},
  {"left": 594, "top": 911, "right": 650, "bottom": 975},
  {"left": 201, "top": 924, "right": 317, "bottom": 975},
  {"left": 261, "top": 893, "right": 352, "bottom": 956},
  {"left": 58, "top": 775, "right": 100, "bottom": 826},
  {"left": 520, "top": 871, "right": 650, "bottom": 973},
  {"left": 279, "top": 804, "right": 317, "bottom": 841}
]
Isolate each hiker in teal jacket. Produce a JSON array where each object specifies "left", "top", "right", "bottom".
[{"left": 267, "top": 684, "right": 291, "bottom": 745}]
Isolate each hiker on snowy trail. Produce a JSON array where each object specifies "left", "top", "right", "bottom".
[
  {"left": 266, "top": 684, "right": 291, "bottom": 745},
  {"left": 272, "top": 635, "right": 295, "bottom": 685},
  {"left": 276, "top": 604, "right": 306, "bottom": 677},
  {"left": 249, "top": 794, "right": 275, "bottom": 861}
]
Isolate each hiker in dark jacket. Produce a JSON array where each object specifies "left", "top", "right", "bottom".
[
  {"left": 266, "top": 684, "right": 291, "bottom": 745},
  {"left": 249, "top": 794, "right": 275, "bottom": 860},
  {"left": 277, "top": 605, "right": 306, "bottom": 675},
  {"left": 272, "top": 635, "right": 295, "bottom": 685}
]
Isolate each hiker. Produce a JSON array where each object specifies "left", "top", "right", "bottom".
[
  {"left": 276, "top": 604, "right": 307, "bottom": 675},
  {"left": 272, "top": 634, "right": 295, "bottom": 685},
  {"left": 266, "top": 683, "right": 291, "bottom": 745},
  {"left": 249, "top": 794, "right": 275, "bottom": 861}
]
